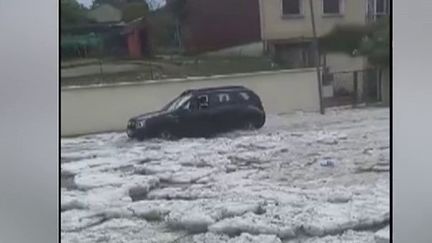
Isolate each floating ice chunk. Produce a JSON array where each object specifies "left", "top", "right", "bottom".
[
  {"left": 74, "top": 172, "right": 124, "bottom": 190},
  {"left": 300, "top": 201, "right": 389, "bottom": 237},
  {"left": 216, "top": 202, "right": 263, "bottom": 218},
  {"left": 134, "top": 164, "right": 182, "bottom": 175},
  {"left": 374, "top": 226, "right": 390, "bottom": 243},
  {"left": 191, "top": 232, "right": 230, "bottom": 243},
  {"left": 126, "top": 176, "right": 160, "bottom": 201},
  {"left": 131, "top": 207, "right": 170, "bottom": 221},
  {"left": 147, "top": 184, "right": 215, "bottom": 200},
  {"left": 168, "top": 168, "right": 215, "bottom": 184},
  {"left": 196, "top": 176, "right": 212, "bottom": 184},
  {"left": 316, "top": 131, "right": 346, "bottom": 145},
  {"left": 208, "top": 212, "right": 296, "bottom": 239},
  {"left": 167, "top": 210, "right": 216, "bottom": 233},
  {"left": 61, "top": 189, "right": 88, "bottom": 211},
  {"left": 61, "top": 198, "right": 87, "bottom": 211},
  {"left": 229, "top": 233, "right": 282, "bottom": 243},
  {"left": 89, "top": 207, "right": 134, "bottom": 220},
  {"left": 190, "top": 231, "right": 282, "bottom": 243},
  {"left": 327, "top": 191, "right": 352, "bottom": 204},
  {"left": 61, "top": 210, "right": 104, "bottom": 232},
  {"left": 285, "top": 230, "right": 375, "bottom": 243}
]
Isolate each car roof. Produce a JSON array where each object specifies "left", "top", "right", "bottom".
[{"left": 182, "top": 86, "right": 252, "bottom": 95}]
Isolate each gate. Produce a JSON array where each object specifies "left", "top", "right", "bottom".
[{"left": 322, "top": 69, "right": 382, "bottom": 108}]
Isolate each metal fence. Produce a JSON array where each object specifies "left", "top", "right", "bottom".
[{"left": 323, "top": 69, "right": 383, "bottom": 108}]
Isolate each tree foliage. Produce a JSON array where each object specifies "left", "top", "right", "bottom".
[
  {"left": 122, "top": 2, "right": 150, "bottom": 22},
  {"left": 92, "top": 0, "right": 120, "bottom": 8},
  {"left": 92, "top": 0, "right": 158, "bottom": 10},
  {"left": 166, "top": 0, "right": 187, "bottom": 21},
  {"left": 148, "top": 10, "right": 177, "bottom": 48},
  {"left": 321, "top": 17, "right": 389, "bottom": 67},
  {"left": 61, "top": 0, "right": 89, "bottom": 26}
]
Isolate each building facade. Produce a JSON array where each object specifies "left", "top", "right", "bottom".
[
  {"left": 259, "top": 0, "right": 374, "bottom": 69},
  {"left": 259, "top": 0, "right": 389, "bottom": 100}
]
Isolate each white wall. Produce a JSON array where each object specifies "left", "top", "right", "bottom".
[{"left": 61, "top": 69, "right": 320, "bottom": 136}]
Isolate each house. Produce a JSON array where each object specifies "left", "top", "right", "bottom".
[
  {"left": 259, "top": 0, "right": 390, "bottom": 67},
  {"left": 258, "top": 0, "right": 389, "bottom": 103},
  {"left": 259, "top": 0, "right": 372, "bottom": 70},
  {"left": 175, "top": 0, "right": 262, "bottom": 54},
  {"left": 61, "top": 3, "right": 151, "bottom": 59}
]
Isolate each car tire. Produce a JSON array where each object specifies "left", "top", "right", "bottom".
[
  {"left": 255, "top": 116, "right": 265, "bottom": 129},
  {"left": 160, "top": 130, "right": 174, "bottom": 140},
  {"left": 243, "top": 120, "right": 257, "bottom": 130}
]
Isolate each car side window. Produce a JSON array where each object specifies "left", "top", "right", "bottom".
[
  {"left": 197, "top": 95, "right": 209, "bottom": 109},
  {"left": 218, "top": 93, "right": 230, "bottom": 103},
  {"left": 182, "top": 100, "right": 191, "bottom": 110}
]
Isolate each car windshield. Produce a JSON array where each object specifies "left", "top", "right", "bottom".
[{"left": 164, "top": 94, "right": 192, "bottom": 112}]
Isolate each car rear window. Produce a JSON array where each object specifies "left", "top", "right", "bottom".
[{"left": 238, "top": 92, "right": 250, "bottom": 101}]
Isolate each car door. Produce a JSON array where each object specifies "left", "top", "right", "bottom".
[
  {"left": 195, "top": 94, "right": 216, "bottom": 136},
  {"left": 177, "top": 95, "right": 213, "bottom": 137},
  {"left": 210, "top": 92, "right": 238, "bottom": 132}
]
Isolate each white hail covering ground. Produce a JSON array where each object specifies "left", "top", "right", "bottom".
[{"left": 61, "top": 107, "right": 390, "bottom": 243}]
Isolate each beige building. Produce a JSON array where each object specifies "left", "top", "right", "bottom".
[
  {"left": 259, "top": 0, "right": 389, "bottom": 97},
  {"left": 258, "top": 0, "right": 388, "bottom": 69}
]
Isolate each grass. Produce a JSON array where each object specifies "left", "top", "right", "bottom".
[{"left": 61, "top": 56, "right": 281, "bottom": 86}]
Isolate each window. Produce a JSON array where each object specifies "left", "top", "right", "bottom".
[
  {"left": 197, "top": 95, "right": 209, "bottom": 109},
  {"left": 282, "top": 0, "right": 301, "bottom": 15},
  {"left": 165, "top": 94, "right": 192, "bottom": 112},
  {"left": 182, "top": 101, "right": 191, "bottom": 110},
  {"left": 323, "top": 0, "right": 341, "bottom": 14},
  {"left": 375, "top": 0, "right": 389, "bottom": 14},
  {"left": 239, "top": 92, "right": 250, "bottom": 101},
  {"left": 218, "top": 93, "right": 230, "bottom": 103}
]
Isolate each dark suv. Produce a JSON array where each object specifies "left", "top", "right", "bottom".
[{"left": 126, "top": 86, "right": 265, "bottom": 140}]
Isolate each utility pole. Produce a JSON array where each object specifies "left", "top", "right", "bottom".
[{"left": 309, "top": 0, "right": 325, "bottom": 114}]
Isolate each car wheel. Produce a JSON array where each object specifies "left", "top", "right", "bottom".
[
  {"left": 160, "top": 130, "right": 174, "bottom": 140},
  {"left": 243, "top": 121, "right": 257, "bottom": 130}
]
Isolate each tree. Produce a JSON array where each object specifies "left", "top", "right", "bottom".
[
  {"left": 91, "top": 0, "right": 123, "bottom": 8},
  {"left": 122, "top": 2, "right": 150, "bottom": 22},
  {"left": 166, "top": 0, "right": 187, "bottom": 20},
  {"left": 166, "top": 0, "right": 187, "bottom": 48},
  {"left": 92, "top": 0, "right": 160, "bottom": 10},
  {"left": 321, "top": 17, "right": 389, "bottom": 67},
  {"left": 61, "top": 0, "right": 89, "bottom": 26},
  {"left": 148, "top": 10, "right": 177, "bottom": 48},
  {"left": 146, "top": 0, "right": 165, "bottom": 10}
]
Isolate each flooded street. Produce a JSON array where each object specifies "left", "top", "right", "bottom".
[{"left": 61, "top": 107, "right": 389, "bottom": 242}]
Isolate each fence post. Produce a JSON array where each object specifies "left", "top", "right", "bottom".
[
  {"left": 352, "top": 71, "right": 358, "bottom": 108},
  {"left": 309, "top": 0, "right": 325, "bottom": 114},
  {"left": 378, "top": 68, "right": 383, "bottom": 101}
]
